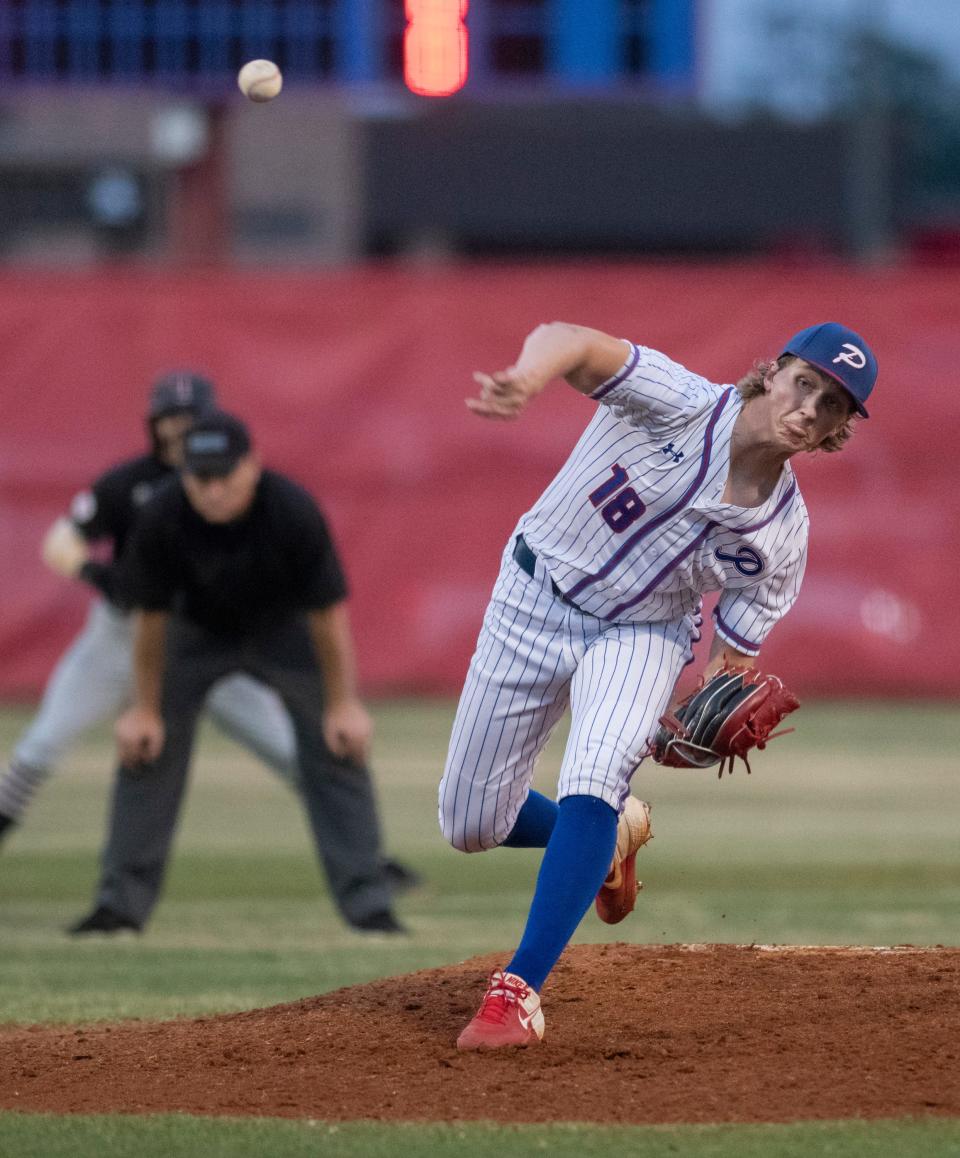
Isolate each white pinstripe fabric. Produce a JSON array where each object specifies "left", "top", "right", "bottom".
[
  {"left": 438, "top": 543, "right": 699, "bottom": 852},
  {"left": 441, "top": 340, "right": 812, "bottom": 850},
  {"left": 520, "top": 343, "right": 809, "bottom": 653}
]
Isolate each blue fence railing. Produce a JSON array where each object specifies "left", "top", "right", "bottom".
[{"left": 0, "top": 0, "right": 695, "bottom": 90}]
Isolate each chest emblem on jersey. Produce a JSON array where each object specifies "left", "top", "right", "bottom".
[
  {"left": 660, "top": 442, "right": 684, "bottom": 463},
  {"left": 132, "top": 482, "right": 156, "bottom": 507},
  {"left": 715, "top": 545, "right": 764, "bottom": 576}
]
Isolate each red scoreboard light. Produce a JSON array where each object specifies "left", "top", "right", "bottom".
[{"left": 404, "top": 0, "right": 468, "bottom": 97}]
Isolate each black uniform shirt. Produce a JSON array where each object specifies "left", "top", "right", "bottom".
[
  {"left": 122, "top": 469, "right": 348, "bottom": 635},
  {"left": 70, "top": 454, "right": 173, "bottom": 607}
]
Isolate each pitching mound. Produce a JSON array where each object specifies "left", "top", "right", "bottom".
[{"left": 1, "top": 943, "right": 958, "bottom": 1124}]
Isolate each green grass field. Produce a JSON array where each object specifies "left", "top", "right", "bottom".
[{"left": 1, "top": 699, "right": 958, "bottom": 1156}]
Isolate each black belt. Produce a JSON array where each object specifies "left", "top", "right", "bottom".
[{"left": 513, "top": 534, "right": 580, "bottom": 610}]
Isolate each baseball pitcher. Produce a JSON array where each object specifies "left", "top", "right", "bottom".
[{"left": 441, "top": 321, "right": 878, "bottom": 1050}]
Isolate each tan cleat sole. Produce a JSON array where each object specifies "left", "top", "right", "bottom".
[{"left": 595, "top": 797, "right": 652, "bottom": 924}]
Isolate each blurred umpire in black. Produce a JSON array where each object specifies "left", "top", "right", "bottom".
[{"left": 71, "top": 411, "right": 404, "bottom": 936}]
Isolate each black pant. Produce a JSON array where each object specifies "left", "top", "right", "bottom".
[{"left": 95, "top": 615, "right": 392, "bottom": 928}]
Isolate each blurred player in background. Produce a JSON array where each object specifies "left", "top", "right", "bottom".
[
  {"left": 0, "top": 373, "right": 418, "bottom": 901},
  {"left": 442, "top": 320, "right": 877, "bottom": 1050},
  {"left": 0, "top": 372, "right": 299, "bottom": 840},
  {"left": 70, "top": 410, "right": 404, "bottom": 936}
]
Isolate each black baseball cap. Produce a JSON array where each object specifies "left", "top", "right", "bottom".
[
  {"left": 148, "top": 370, "right": 217, "bottom": 420},
  {"left": 182, "top": 411, "right": 252, "bottom": 478}
]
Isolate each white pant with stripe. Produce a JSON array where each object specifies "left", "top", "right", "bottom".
[{"left": 439, "top": 539, "right": 701, "bottom": 853}]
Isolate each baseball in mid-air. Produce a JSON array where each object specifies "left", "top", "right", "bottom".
[{"left": 237, "top": 59, "right": 283, "bottom": 102}]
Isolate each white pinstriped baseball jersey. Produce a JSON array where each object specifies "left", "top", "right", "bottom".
[
  {"left": 439, "top": 340, "right": 810, "bottom": 849},
  {"left": 518, "top": 342, "right": 809, "bottom": 655}
]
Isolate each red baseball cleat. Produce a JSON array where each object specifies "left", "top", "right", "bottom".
[
  {"left": 456, "top": 969, "right": 545, "bottom": 1051},
  {"left": 595, "top": 796, "right": 652, "bottom": 924}
]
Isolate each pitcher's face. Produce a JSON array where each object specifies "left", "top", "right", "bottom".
[{"left": 761, "top": 359, "right": 853, "bottom": 453}]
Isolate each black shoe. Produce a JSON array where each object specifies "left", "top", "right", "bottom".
[
  {"left": 0, "top": 812, "right": 13, "bottom": 842},
  {"left": 381, "top": 857, "right": 423, "bottom": 895},
  {"left": 67, "top": 906, "right": 142, "bottom": 936},
  {"left": 351, "top": 909, "right": 407, "bottom": 935}
]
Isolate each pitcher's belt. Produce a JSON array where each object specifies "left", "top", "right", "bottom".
[{"left": 512, "top": 534, "right": 582, "bottom": 611}]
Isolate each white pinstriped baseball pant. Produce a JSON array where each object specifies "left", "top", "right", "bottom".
[{"left": 439, "top": 538, "right": 700, "bottom": 853}]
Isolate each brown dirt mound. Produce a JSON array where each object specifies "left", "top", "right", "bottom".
[{"left": 1, "top": 943, "right": 958, "bottom": 1124}]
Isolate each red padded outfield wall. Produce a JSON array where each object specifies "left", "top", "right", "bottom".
[{"left": 0, "top": 262, "right": 956, "bottom": 699}]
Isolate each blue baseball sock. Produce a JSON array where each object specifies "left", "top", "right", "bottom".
[
  {"left": 506, "top": 794, "right": 618, "bottom": 992},
  {"left": 503, "top": 789, "right": 559, "bottom": 847}
]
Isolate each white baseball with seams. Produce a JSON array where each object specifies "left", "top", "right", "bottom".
[{"left": 237, "top": 59, "right": 283, "bottom": 102}]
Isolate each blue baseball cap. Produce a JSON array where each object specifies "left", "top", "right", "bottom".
[{"left": 780, "top": 322, "right": 877, "bottom": 418}]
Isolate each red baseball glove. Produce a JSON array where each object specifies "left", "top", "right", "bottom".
[{"left": 650, "top": 666, "right": 800, "bottom": 777}]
